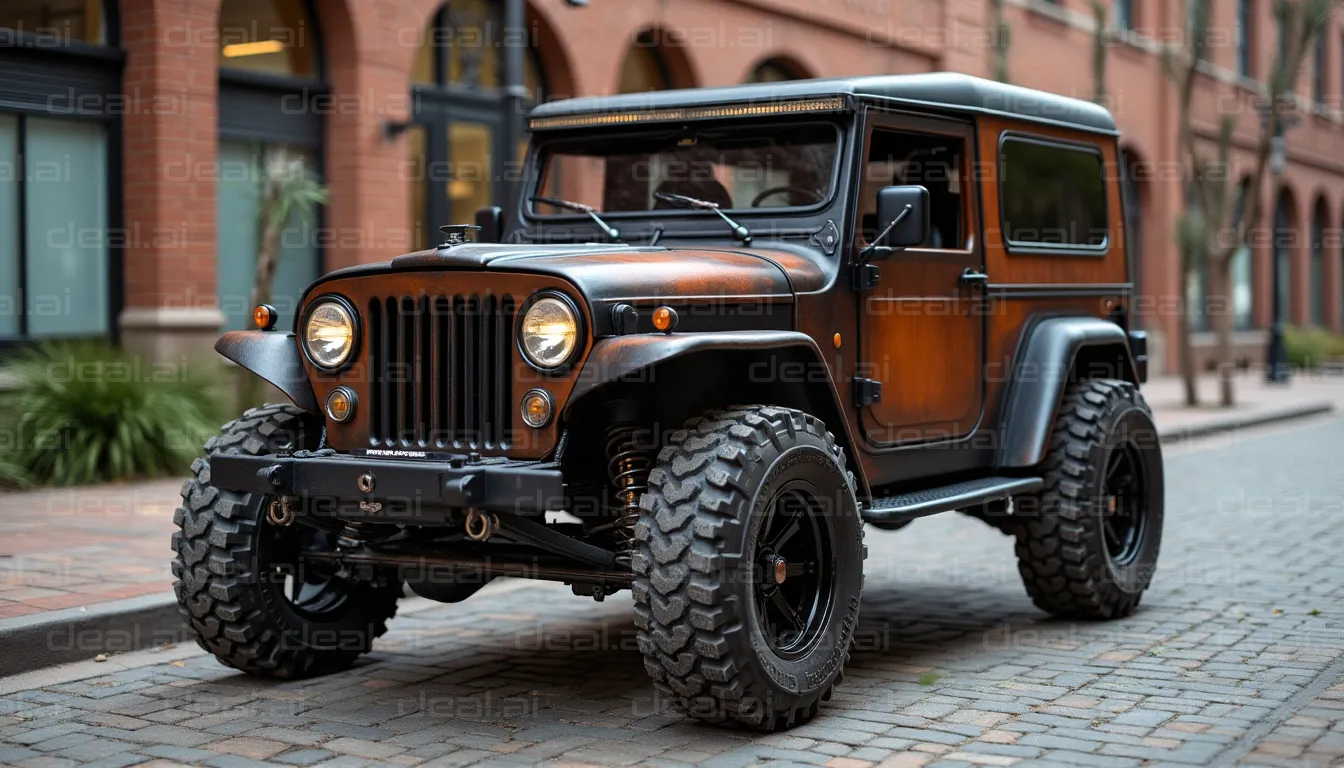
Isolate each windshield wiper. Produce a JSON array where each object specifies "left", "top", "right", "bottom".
[
  {"left": 531, "top": 196, "right": 621, "bottom": 242},
  {"left": 652, "top": 192, "right": 751, "bottom": 245}
]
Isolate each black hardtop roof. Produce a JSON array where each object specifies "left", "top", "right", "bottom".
[{"left": 529, "top": 72, "right": 1118, "bottom": 135}]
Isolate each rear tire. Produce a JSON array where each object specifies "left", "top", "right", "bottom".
[
  {"left": 633, "top": 406, "right": 864, "bottom": 730},
  {"left": 172, "top": 404, "right": 401, "bottom": 678},
  {"left": 1014, "top": 379, "right": 1164, "bottom": 619}
]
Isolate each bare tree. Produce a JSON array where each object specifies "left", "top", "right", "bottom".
[
  {"left": 991, "top": 0, "right": 1011, "bottom": 83},
  {"left": 1165, "top": 0, "right": 1334, "bottom": 407},
  {"left": 243, "top": 145, "right": 328, "bottom": 406},
  {"left": 1091, "top": 0, "right": 1110, "bottom": 105}
]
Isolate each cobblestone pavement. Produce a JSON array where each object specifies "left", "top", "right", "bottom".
[
  {"left": 0, "top": 481, "right": 179, "bottom": 619},
  {"left": 2, "top": 374, "right": 1338, "bottom": 623},
  {"left": 2, "top": 418, "right": 1343, "bottom": 767}
]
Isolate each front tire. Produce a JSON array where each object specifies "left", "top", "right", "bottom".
[
  {"left": 172, "top": 404, "right": 401, "bottom": 678},
  {"left": 633, "top": 406, "right": 864, "bottom": 730},
  {"left": 1014, "top": 379, "right": 1164, "bottom": 619}
]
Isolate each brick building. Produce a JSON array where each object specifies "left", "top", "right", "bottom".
[{"left": 2, "top": 0, "right": 1343, "bottom": 372}]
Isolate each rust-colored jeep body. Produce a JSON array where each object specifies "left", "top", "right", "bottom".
[{"left": 179, "top": 74, "right": 1162, "bottom": 728}]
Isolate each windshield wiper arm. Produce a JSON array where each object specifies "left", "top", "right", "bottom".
[
  {"left": 531, "top": 196, "right": 621, "bottom": 242},
  {"left": 652, "top": 192, "right": 751, "bottom": 245}
]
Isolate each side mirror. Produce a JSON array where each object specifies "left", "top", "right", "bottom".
[
  {"left": 474, "top": 206, "right": 504, "bottom": 243},
  {"left": 864, "top": 185, "right": 930, "bottom": 260}
]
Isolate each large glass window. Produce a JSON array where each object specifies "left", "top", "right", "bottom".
[
  {"left": 999, "top": 137, "right": 1108, "bottom": 249},
  {"left": 216, "top": 142, "right": 321, "bottom": 332},
  {"left": 535, "top": 124, "right": 840, "bottom": 214},
  {"left": 620, "top": 32, "right": 673, "bottom": 93},
  {"left": 0, "top": 115, "right": 110, "bottom": 339},
  {"left": 0, "top": 0, "right": 106, "bottom": 44},
  {"left": 218, "top": 0, "right": 317, "bottom": 76},
  {"left": 1237, "top": 0, "right": 1254, "bottom": 78},
  {"left": 408, "top": 1, "right": 547, "bottom": 247},
  {"left": 1274, "top": 192, "right": 1294, "bottom": 323}
]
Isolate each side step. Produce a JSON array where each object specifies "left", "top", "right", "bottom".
[{"left": 863, "top": 476, "right": 1044, "bottom": 523}]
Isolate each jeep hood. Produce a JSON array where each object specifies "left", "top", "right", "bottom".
[{"left": 310, "top": 243, "right": 818, "bottom": 301}]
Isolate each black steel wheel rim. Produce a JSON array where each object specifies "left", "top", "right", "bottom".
[
  {"left": 752, "top": 481, "right": 836, "bottom": 661},
  {"left": 1101, "top": 443, "right": 1147, "bottom": 566},
  {"left": 260, "top": 507, "right": 354, "bottom": 620}
]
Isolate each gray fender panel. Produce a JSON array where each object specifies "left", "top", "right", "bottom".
[
  {"left": 215, "top": 331, "right": 319, "bottom": 413},
  {"left": 997, "top": 317, "right": 1138, "bottom": 469}
]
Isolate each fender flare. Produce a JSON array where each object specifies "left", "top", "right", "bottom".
[
  {"left": 997, "top": 317, "right": 1139, "bottom": 469},
  {"left": 215, "top": 331, "right": 319, "bottom": 413},
  {"left": 566, "top": 331, "right": 868, "bottom": 495}
]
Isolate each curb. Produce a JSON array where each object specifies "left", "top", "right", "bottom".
[
  {"left": 1157, "top": 401, "right": 1335, "bottom": 444},
  {"left": 0, "top": 594, "right": 188, "bottom": 678}
]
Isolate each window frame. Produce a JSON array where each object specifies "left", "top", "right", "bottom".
[
  {"left": 855, "top": 120, "right": 977, "bottom": 255},
  {"left": 526, "top": 119, "right": 846, "bottom": 220},
  {"left": 997, "top": 131, "right": 1111, "bottom": 258}
]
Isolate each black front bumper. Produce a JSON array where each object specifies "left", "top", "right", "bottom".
[{"left": 209, "top": 451, "right": 564, "bottom": 520}]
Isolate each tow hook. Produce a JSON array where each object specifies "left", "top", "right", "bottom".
[
  {"left": 266, "top": 496, "right": 297, "bottom": 527},
  {"left": 464, "top": 509, "right": 499, "bottom": 542}
]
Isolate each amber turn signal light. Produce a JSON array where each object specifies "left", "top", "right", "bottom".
[
  {"left": 326, "top": 386, "right": 356, "bottom": 423},
  {"left": 652, "top": 306, "right": 679, "bottom": 333},
  {"left": 254, "top": 304, "right": 278, "bottom": 331},
  {"left": 520, "top": 389, "right": 554, "bottom": 429}
]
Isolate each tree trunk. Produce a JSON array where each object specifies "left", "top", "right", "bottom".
[{"left": 1207, "top": 254, "right": 1236, "bottom": 407}]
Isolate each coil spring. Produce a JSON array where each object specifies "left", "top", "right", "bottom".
[{"left": 605, "top": 423, "right": 652, "bottom": 552}]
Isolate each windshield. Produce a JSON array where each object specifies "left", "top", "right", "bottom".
[{"left": 533, "top": 123, "right": 840, "bottom": 215}]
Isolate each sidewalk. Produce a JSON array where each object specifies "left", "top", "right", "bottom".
[{"left": 1, "top": 371, "right": 1339, "bottom": 640}]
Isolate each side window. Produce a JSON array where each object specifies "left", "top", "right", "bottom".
[
  {"left": 859, "top": 129, "right": 966, "bottom": 250},
  {"left": 999, "top": 136, "right": 1108, "bottom": 250}
]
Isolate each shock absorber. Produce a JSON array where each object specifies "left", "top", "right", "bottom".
[{"left": 605, "top": 422, "right": 652, "bottom": 553}]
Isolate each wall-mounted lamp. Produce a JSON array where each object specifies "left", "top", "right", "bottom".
[{"left": 383, "top": 119, "right": 415, "bottom": 142}]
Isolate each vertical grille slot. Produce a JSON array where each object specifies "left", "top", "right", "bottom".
[{"left": 369, "top": 293, "right": 516, "bottom": 450}]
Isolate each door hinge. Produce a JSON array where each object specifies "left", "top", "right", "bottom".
[
  {"left": 853, "top": 377, "right": 882, "bottom": 407},
  {"left": 851, "top": 263, "right": 881, "bottom": 291}
]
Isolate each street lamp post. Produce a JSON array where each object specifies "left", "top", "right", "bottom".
[{"left": 1265, "top": 125, "right": 1291, "bottom": 383}]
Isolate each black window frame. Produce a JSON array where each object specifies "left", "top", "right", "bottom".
[
  {"left": 997, "top": 132, "right": 1110, "bottom": 257},
  {"left": 0, "top": 0, "right": 123, "bottom": 348}
]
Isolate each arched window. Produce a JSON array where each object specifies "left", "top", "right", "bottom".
[
  {"left": 1230, "top": 180, "right": 1254, "bottom": 330},
  {"left": 1119, "top": 147, "right": 1144, "bottom": 328},
  {"left": 408, "top": 1, "right": 547, "bottom": 250},
  {"left": 620, "top": 32, "right": 674, "bottom": 93},
  {"left": 215, "top": 0, "right": 325, "bottom": 332},
  {"left": 747, "top": 59, "right": 805, "bottom": 83},
  {"left": 0, "top": 0, "right": 109, "bottom": 44},
  {"left": 1311, "top": 197, "right": 1328, "bottom": 326},
  {"left": 0, "top": 1, "right": 118, "bottom": 342},
  {"left": 218, "top": 0, "right": 317, "bottom": 76}
]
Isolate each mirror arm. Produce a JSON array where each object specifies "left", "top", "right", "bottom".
[{"left": 857, "top": 204, "right": 912, "bottom": 264}]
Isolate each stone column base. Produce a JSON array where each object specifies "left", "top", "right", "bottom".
[{"left": 119, "top": 307, "right": 227, "bottom": 364}]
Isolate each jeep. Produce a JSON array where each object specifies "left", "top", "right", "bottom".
[{"left": 174, "top": 73, "right": 1161, "bottom": 730}]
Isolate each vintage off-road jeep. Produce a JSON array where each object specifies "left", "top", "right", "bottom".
[{"left": 175, "top": 73, "right": 1161, "bottom": 729}]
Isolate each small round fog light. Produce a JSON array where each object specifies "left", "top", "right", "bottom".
[
  {"left": 326, "top": 386, "right": 357, "bottom": 423},
  {"left": 520, "top": 389, "right": 554, "bottom": 429}
]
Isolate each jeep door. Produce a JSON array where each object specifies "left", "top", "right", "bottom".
[{"left": 852, "top": 112, "right": 986, "bottom": 447}]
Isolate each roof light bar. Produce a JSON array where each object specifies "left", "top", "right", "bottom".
[{"left": 528, "top": 97, "right": 849, "bottom": 131}]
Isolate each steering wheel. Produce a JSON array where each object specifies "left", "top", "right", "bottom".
[{"left": 750, "top": 186, "right": 823, "bottom": 208}]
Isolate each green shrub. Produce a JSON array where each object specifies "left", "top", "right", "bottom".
[
  {"left": 0, "top": 342, "right": 227, "bottom": 487},
  {"left": 1284, "top": 325, "right": 1344, "bottom": 369}
]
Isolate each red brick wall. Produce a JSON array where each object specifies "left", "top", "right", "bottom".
[{"left": 116, "top": 0, "right": 1344, "bottom": 370}]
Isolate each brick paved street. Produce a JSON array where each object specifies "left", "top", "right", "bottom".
[
  {"left": 0, "top": 481, "right": 180, "bottom": 619},
  {"left": 1, "top": 415, "right": 1343, "bottom": 766}
]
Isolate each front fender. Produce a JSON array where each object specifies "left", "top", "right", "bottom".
[
  {"left": 566, "top": 331, "right": 868, "bottom": 497},
  {"left": 215, "top": 331, "right": 318, "bottom": 413}
]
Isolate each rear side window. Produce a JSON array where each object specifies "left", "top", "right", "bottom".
[{"left": 999, "top": 136, "right": 1108, "bottom": 251}]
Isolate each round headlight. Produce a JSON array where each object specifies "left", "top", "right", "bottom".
[
  {"left": 519, "top": 296, "right": 579, "bottom": 371},
  {"left": 303, "top": 299, "right": 357, "bottom": 370}
]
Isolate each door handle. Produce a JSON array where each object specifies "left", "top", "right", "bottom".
[{"left": 959, "top": 268, "right": 990, "bottom": 287}]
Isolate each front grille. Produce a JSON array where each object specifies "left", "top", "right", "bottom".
[{"left": 368, "top": 294, "right": 518, "bottom": 450}]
